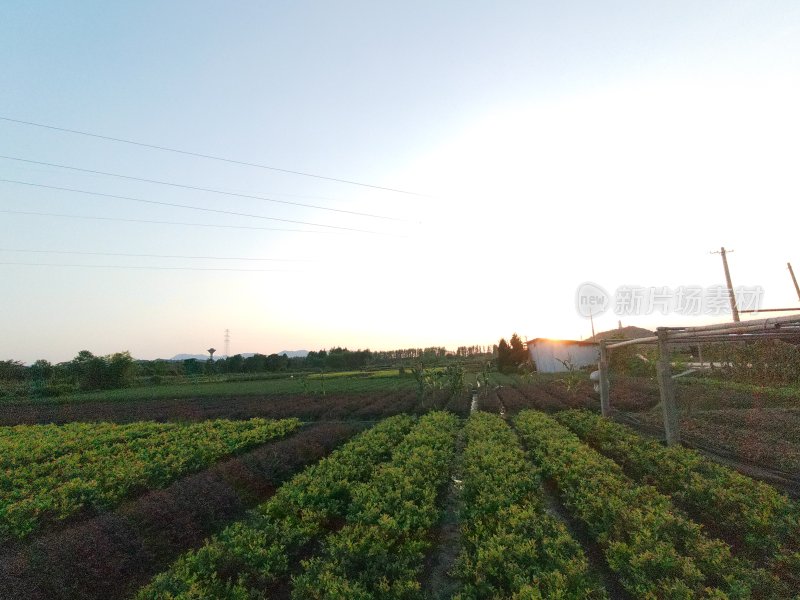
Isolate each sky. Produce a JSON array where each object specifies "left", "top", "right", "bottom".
[{"left": 2, "top": 1, "right": 800, "bottom": 364}]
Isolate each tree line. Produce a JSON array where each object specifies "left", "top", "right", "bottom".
[
  {"left": 0, "top": 344, "right": 496, "bottom": 396},
  {"left": 495, "top": 333, "right": 530, "bottom": 373}
]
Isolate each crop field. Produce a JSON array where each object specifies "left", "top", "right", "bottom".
[
  {"left": 600, "top": 374, "right": 800, "bottom": 477},
  {"left": 1, "top": 373, "right": 798, "bottom": 599},
  {"left": 0, "top": 373, "right": 419, "bottom": 407},
  {"left": 0, "top": 418, "right": 300, "bottom": 543},
  {"left": 0, "top": 373, "right": 459, "bottom": 426}
]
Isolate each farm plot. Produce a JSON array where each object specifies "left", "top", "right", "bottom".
[
  {"left": 453, "top": 412, "right": 605, "bottom": 599},
  {"left": 4, "top": 403, "right": 798, "bottom": 599},
  {"left": 556, "top": 409, "right": 800, "bottom": 591},
  {"left": 0, "top": 389, "right": 424, "bottom": 425},
  {"left": 515, "top": 410, "right": 781, "bottom": 598},
  {"left": 0, "top": 423, "right": 357, "bottom": 600},
  {"left": 0, "top": 418, "right": 300, "bottom": 543},
  {"left": 137, "top": 413, "right": 418, "bottom": 598},
  {"left": 630, "top": 407, "right": 800, "bottom": 475},
  {"left": 291, "top": 411, "right": 460, "bottom": 596},
  {"left": 605, "top": 375, "right": 800, "bottom": 474}
]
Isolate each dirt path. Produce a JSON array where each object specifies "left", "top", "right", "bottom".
[
  {"left": 420, "top": 428, "right": 465, "bottom": 599},
  {"left": 540, "top": 480, "right": 631, "bottom": 600}
]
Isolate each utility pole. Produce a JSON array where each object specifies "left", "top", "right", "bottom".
[
  {"left": 711, "top": 247, "right": 740, "bottom": 322},
  {"left": 789, "top": 262, "right": 800, "bottom": 302}
]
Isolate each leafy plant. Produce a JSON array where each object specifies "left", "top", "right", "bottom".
[
  {"left": 514, "top": 410, "right": 776, "bottom": 599},
  {"left": 0, "top": 418, "right": 301, "bottom": 543},
  {"left": 556, "top": 409, "right": 800, "bottom": 592},
  {"left": 137, "top": 415, "right": 416, "bottom": 598},
  {"left": 453, "top": 412, "right": 606, "bottom": 599},
  {"left": 556, "top": 358, "right": 583, "bottom": 395},
  {"left": 292, "top": 412, "right": 460, "bottom": 597}
]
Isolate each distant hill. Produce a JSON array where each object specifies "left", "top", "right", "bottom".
[
  {"left": 167, "top": 350, "right": 309, "bottom": 361},
  {"left": 277, "top": 350, "right": 309, "bottom": 358},
  {"left": 168, "top": 354, "right": 209, "bottom": 361},
  {"left": 589, "top": 326, "right": 654, "bottom": 342}
]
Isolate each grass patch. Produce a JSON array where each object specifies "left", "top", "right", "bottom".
[{"left": 0, "top": 373, "right": 416, "bottom": 407}]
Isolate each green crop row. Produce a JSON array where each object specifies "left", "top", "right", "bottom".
[
  {"left": 2, "top": 420, "right": 294, "bottom": 491},
  {"left": 0, "top": 421, "right": 185, "bottom": 469},
  {"left": 292, "top": 411, "right": 460, "bottom": 598},
  {"left": 514, "top": 410, "right": 779, "bottom": 599},
  {"left": 555, "top": 409, "right": 800, "bottom": 586},
  {"left": 136, "top": 414, "right": 415, "bottom": 599},
  {"left": 453, "top": 411, "right": 606, "bottom": 599},
  {"left": 0, "top": 418, "right": 300, "bottom": 543}
]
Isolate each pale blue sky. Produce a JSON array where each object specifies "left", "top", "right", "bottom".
[{"left": 2, "top": 2, "right": 799, "bottom": 363}]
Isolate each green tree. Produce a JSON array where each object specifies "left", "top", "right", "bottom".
[
  {"left": 0, "top": 360, "right": 26, "bottom": 382},
  {"left": 509, "top": 333, "right": 528, "bottom": 366},
  {"left": 68, "top": 350, "right": 135, "bottom": 390},
  {"left": 69, "top": 351, "right": 105, "bottom": 390},
  {"left": 29, "top": 359, "right": 53, "bottom": 381},
  {"left": 497, "top": 338, "right": 512, "bottom": 372},
  {"left": 183, "top": 358, "right": 204, "bottom": 376},
  {"left": 106, "top": 352, "right": 135, "bottom": 388}
]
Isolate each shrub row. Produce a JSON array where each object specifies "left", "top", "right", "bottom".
[
  {"left": 453, "top": 412, "right": 606, "bottom": 599},
  {"left": 515, "top": 410, "right": 778, "bottom": 599},
  {"left": 0, "top": 423, "right": 357, "bottom": 600},
  {"left": 555, "top": 409, "right": 800, "bottom": 589},
  {"left": 0, "top": 418, "right": 300, "bottom": 543},
  {"left": 0, "top": 388, "right": 420, "bottom": 426},
  {"left": 136, "top": 414, "right": 415, "bottom": 599},
  {"left": 0, "top": 421, "right": 179, "bottom": 469},
  {"left": 292, "top": 411, "right": 460, "bottom": 598}
]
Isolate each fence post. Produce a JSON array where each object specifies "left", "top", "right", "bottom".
[
  {"left": 599, "top": 341, "right": 610, "bottom": 417},
  {"left": 656, "top": 328, "right": 680, "bottom": 446}
]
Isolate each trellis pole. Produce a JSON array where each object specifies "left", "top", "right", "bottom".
[
  {"left": 598, "top": 341, "right": 610, "bottom": 417},
  {"left": 656, "top": 328, "right": 680, "bottom": 446}
]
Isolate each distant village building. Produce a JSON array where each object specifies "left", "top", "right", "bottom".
[{"left": 526, "top": 338, "right": 599, "bottom": 373}]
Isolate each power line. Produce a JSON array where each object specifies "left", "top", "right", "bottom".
[
  {"left": 0, "top": 116, "right": 429, "bottom": 197},
  {"left": 0, "top": 155, "right": 412, "bottom": 222},
  {"left": 0, "top": 178, "right": 394, "bottom": 235},
  {"left": 0, "top": 248, "right": 313, "bottom": 262},
  {"left": 0, "top": 262, "right": 300, "bottom": 273},
  {"left": 0, "top": 209, "right": 344, "bottom": 234}
]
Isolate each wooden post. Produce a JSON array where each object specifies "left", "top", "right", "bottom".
[
  {"left": 656, "top": 328, "right": 680, "bottom": 446},
  {"left": 789, "top": 262, "right": 800, "bottom": 302},
  {"left": 599, "top": 341, "right": 610, "bottom": 417}
]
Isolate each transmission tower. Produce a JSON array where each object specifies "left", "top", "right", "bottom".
[{"left": 224, "top": 329, "right": 230, "bottom": 358}]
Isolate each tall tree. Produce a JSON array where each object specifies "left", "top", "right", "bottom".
[
  {"left": 509, "top": 333, "right": 528, "bottom": 366},
  {"left": 497, "top": 338, "right": 512, "bottom": 371}
]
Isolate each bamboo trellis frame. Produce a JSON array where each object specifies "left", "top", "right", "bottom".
[{"left": 598, "top": 314, "right": 800, "bottom": 446}]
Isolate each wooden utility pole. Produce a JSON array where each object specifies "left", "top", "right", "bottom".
[
  {"left": 712, "top": 247, "right": 740, "bottom": 322},
  {"left": 598, "top": 341, "right": 610, "bottom": 417},
  {"left": 656, "top": 329, "right": 680, "bottom": 446},
  {"left": 789, "top": 262, "right": 800, "bottom": 302}
]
